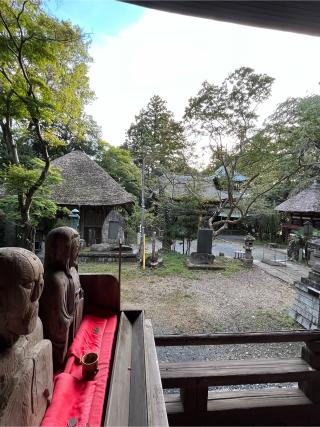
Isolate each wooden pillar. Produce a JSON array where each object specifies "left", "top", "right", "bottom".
[
  {"left": 300, "top": 340, "right": 320, "bottom": 402},
  {"left": 180, "top": 386, "right": 208, "bottom": 414},
  {"left": 80, "top": 206, "right": 85, "bottom": 239}
]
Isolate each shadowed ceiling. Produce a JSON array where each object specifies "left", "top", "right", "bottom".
[{"left": 122, "top": 1, "right": 320, "bottom": 37}]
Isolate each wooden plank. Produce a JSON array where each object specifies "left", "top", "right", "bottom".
[
  {"left": 155, "top": 330, "right": 320, "bottom": 346},
  {"left": 307, "top": 340, "right": 320, "bottom": 353},
  {"left": 164, "top": 388, "right": 312, "bottom": 414},
  {"left": 79, "top": 273, "right": 120, "bottom": 313},
  {"left": 144, "top": 319, "right": 169, "bottom": 426},
  {"left": 160, "top": 358, "right": 319, "bottom": 388},
  {"left": 104, "top": 313, "right": 132, "bottom": 427},
  {"left": 129, "top": 312, "right": 148, "bottom": 426}
]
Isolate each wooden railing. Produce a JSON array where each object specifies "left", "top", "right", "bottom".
[
  {"left": 105, "top": 312, "right": 168, "bottom": 426},
  {"left": 155, "top": 330, "right": 320, "bottom": 346},
  {"left": 155, "top": 330, "right": 320, "bottom": 426}
]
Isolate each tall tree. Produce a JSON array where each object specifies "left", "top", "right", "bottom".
[
  {"left": 99, "top": 144, "right": 141, "bottom": 199},
  {"left": 0, "top": 0, "right": 93, "bottom": 248},
  {"left": 185, "top": 67, "right": 316, "bottom": 236},
  {"left": 46, "top": 113, "right": 105, "bottom": 161},
  {"left": 125, "top": 95, "right": 188, "bottom": 177},
  {"left": 264, "top": 95, "right": 320, "bottom": 194},
  {"left": 239, "top": 94, "right": 320, "bottom": 212}
]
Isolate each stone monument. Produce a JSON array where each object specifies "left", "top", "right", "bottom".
[
  {"left": 187, "top": 229, "right": 224, "bottom": 270},
  {"left": 39, "top": 226, "right": 84, "bottom": 369},
  {"left": 0, "top": 247, "right": 53, "bottom": 426}
]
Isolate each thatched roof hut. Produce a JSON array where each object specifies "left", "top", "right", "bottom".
[
  {"left": 275, "top": 181, "right": 320, "bottom": 213},
  {"left": 275, "top": 181, "right": 320, "bottom": 237},
  {"left": 50, "top": 150, "right": 134, "bottom": 245},
  {"left": 51, "top": 150, "right": 133, "bottom": 207}
]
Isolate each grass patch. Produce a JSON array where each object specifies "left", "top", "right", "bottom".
[
  {"left": 249, "top": 309, "right": 298, "bottom": 330},
  {"left": 79, "top": 252, "right": 246, "bottom": 280},
  {"left": 79, "top": 252, "right": 196, "bottom": 280},
  {"left": 215, "top": 256, "right": 246, "bottom": 276}
]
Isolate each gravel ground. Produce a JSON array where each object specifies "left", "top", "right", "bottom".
[
  {"left": 122, "top": 264, "right": 302, "bottom": 390},
  {"left": 122, "top": 265, "right": 298, "bottom": 335}
]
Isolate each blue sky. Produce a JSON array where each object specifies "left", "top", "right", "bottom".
[
  {"left": 45, "top": 0, "right": 144, "bottom": 41},
  {"left": 44, "top": 1, "right": 320, "bottom": 167}
]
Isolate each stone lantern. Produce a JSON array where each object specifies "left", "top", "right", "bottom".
[
  {"left": 243, "top": 233, "right": 255, "bottom": 267},
  {"left": 69, "top": 208, "right": 80, "bottom": 231}
]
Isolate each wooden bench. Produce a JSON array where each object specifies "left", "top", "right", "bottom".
[
  {"left": 105, "top": 311, "right": 168, "bottom": 427},
  {"left": 156, "top": 331, "right": 320, "bottom": 426},
  {"left": 160, "top": 357, "right": 319, "bottom": 387}
]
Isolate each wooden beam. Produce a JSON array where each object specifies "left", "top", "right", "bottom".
[
  {"left": 80, "top": 273, "right": 120, "bottom": 313},
  {"left": 160, "top": 358, "right": 319, "bottom": 388},
  {"left": 155, "top": 330, "right": 320, "bottom": 346},
  {"left": 180, "top": 386, "right": 208, "bottom": 414},
  {"left": 165, "top": 388, "right": 312, "bottom": 414},
  {"left": 129, "top": 312, "right": 147, "bottom": 426},
  {"left": 144, "top": 319, "right": 169, "bottom": 427},
  {"left": 104, "top": 313, "right": 132, "bottom": 426}
]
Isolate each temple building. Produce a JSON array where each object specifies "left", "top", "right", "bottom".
[
  {"left": 50, "top": 150, "right": 134, "bottom": 246},
  {"left": 275, "top": 181, "right": 320, "bottom": 238}
]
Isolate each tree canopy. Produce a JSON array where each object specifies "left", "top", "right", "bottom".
[
  {"left": 125, "top": 95, "right": 188, "bottom": 176},
  {"left": 0, "top": 0, "right": 94, "bottom": 248},
  {"left": 184, "top": 67, "right": 318, "bottom": 235},
  {"left": 99, "top": 144, "right": 141, "bottom": 199}
]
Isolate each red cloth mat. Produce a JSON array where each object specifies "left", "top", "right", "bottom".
[{"left": 41, "top": 313, "right": 117, "bottom": 427}]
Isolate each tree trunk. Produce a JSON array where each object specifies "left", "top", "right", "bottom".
[{"left": 16, "top": 223, "right": 35, "bottom": 252}]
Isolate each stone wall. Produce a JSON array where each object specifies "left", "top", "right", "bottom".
[{"left": 290, "top": 254, "right": 320, "bottom": 329}]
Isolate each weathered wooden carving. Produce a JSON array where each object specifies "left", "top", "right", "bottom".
[
  {"left": 0, "top": 247, "right": 53, "bottom": 426},
  {"left": 40, "top": 226, "right": 84, "bottom": 369}
]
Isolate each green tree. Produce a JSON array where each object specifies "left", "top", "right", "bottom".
[
  {"left": 0, "top": 0, "right": 93, "bottom": 249},
  {"left": 0, "top": 159, "right": 62, "bottom": 226},
  {"left": 184, "top": 67, "right": 313, "bottom": 236},
  {"left": 125, "top": 95, "right": 188, "bottom": 177},
  {"left": 100, "top": 144, "right": 141, "bottom": 199},
  {"left": 238, "top": 95, "right": 320, "bottom": 214},
  {"left": 49, "top": 113, "right": 106, "bottom": 161},
  {"left": 264, "top": 95, "right": 320, "bottom": 195},
  {"left": 184, "top": 67, "right": 274, "bottom": 233}
]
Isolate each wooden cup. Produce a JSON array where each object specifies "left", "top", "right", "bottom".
[{"left": 81, "top": 352, "right": 98, "bottom": 379}]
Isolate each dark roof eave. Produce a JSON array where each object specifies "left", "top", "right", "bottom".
[
  {"left": 122, "top": 1, "right": 320, "bottom": 37},
  {"left": 275, "top": 207, "right": 320, "bottom": 213},
  {"left": 56, "top": 200, "right": 134, "bottom": 207}
]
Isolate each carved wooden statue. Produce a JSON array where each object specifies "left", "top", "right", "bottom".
[
  {"left": 0, "top": 247, "right": 53, "bottom": 426},
  {"left": 39, "top": 226, "right": 84, "bottom": 369}
]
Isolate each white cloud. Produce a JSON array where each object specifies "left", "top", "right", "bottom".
[{"left": 87, "top": 8, "right": 320, "bottom": 159}]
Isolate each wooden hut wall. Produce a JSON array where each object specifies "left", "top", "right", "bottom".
[{"left": 81, "top": 206, "right": 107, "bottom": 245}]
